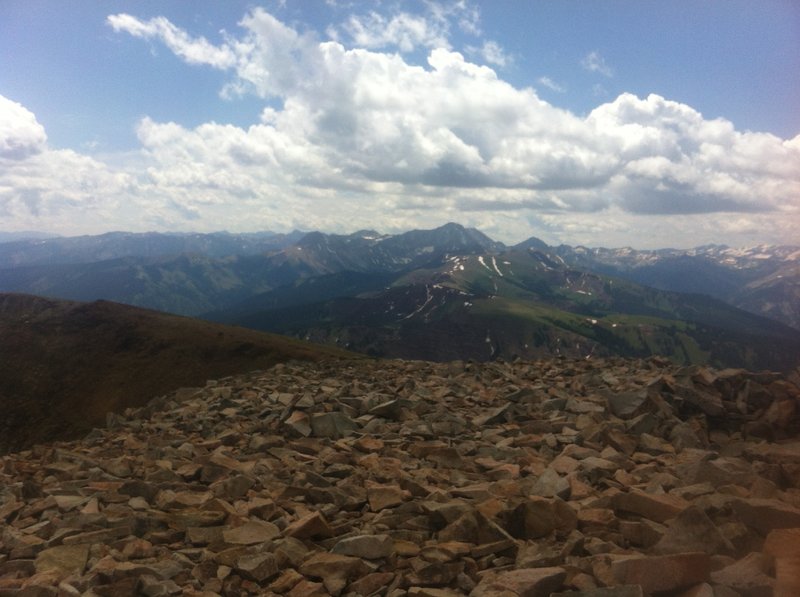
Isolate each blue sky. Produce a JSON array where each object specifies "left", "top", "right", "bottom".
[{"left": 0, "top": 1, "right": 798, "bottom": 247}]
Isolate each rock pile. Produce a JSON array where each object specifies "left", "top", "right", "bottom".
[{"left": 1, "top": 356, "right": 800, "bottom": 596}]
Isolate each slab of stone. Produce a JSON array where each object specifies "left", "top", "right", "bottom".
[
  {"left": 34, "top": 545, "right": 89, "bottom": 578},
  {"left": 472, "top": 566, "right": 566, "bottom": 597},
  {"left": 332, "top": 534, "right": 394, "bottom": 559},
  {"left": 284, "top": 511, "right": 334, "bottom": 539},
  {"left": 710, "top": 552, "right": 774, "bottom": 595},
  {"left": 652, "top": 506, "right": 734, "bottom": 555},
  {"left": 235, "top": 553, "right": 279, "bottom": 583},
  {"left": 613, "top": 489, "right": 689, "bottom": 523},
  {"left": 222, "top": 520, "right": 280, "bottom": 545},
  {"left": 506, "top": 497, "right": 577, "bottom": 539},
  {"left": 611, "top": 553, "right": 710, "bottom": 594},
  {"left": 765, "top": 528, "right": 800, "bottom": 597},
  {"left": 310, "top": 412, "right": 359, "bottom": 439},
  {"left": 731, "top": 497, "right": 800, "bottom": 533}
]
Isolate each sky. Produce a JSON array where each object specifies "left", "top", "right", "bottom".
[{"left": 0, "top": 1, "right": 799, "bottom": 248}]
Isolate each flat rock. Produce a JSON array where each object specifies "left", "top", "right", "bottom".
[
  {"left": 331, "top": 534, "right": 394, "bottom": 559},
  {"left": 34, "top": 545, "right": 89, "bottom": 577},
  {"left": 222, "top": 520, "right": 280, "bottom": 545},
  {"left": 472, "top": 566, "right": 566, "bottom": 597},
  {"left": 613, "top": 489, "right": 689, "bottom": 523},
  {"left": 611, "top": 553, "right": 711, "bottom": 594}
]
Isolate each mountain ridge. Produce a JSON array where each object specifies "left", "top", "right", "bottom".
[
  {"left": 1, "top": 224, "right": 798, "bottom": 371},
  {"left": 0, "top": 293, "right": 354, "bottom": 454}
]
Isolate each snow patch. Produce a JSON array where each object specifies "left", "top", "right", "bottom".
[{"left": 490, "top": 256, "right": 504, "bottom": 277}]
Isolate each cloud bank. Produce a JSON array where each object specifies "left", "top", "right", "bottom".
[{"left": 1, "top": 6, "right": 798, "bottom": 247}]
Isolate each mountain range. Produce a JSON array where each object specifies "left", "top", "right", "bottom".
[{"left": 1, "top": 223, "right": 798, "bottom": 372}]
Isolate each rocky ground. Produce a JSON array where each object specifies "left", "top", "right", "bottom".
[{"left": 1, "top": 356, "right": 800, "bottom": 596}]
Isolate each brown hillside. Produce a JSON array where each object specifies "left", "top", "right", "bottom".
[{"left": 0, "top": 293, "right": 354, "bottom": 453}]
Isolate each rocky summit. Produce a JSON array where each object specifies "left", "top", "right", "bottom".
[{"left": 1, "top": 357, "right": 800, "bottom": 597}]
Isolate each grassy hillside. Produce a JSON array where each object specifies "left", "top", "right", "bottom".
[{"left": 0, "top": 293, "right": 354, "bottom": 453}]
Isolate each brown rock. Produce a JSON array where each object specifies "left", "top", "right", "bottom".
[
  {"left": 613, "top": 489, "right": 689, "bottom": 523},
  {"left": 332, "top": 534, "right": 395, "bottom": 559},
  {"left": 269, "top": 568, "right": 305, "bottom": 593},
  {"left": 710, "top": 552, "right": 774, "bottom": 595},
  {"left": 299, "top": 552, "right": 369, "bottom": 595},
  {"left": 731, "top": 497, "right": 800, "bottom": 533},
  {"left": 611, "top": 553, "right": 711, "bottom": 594},
  {"left": 235, "top": 553, "right": 280, "bottom": 583},
  {"left": 765, "top": 528, "right": 800, "bottom": 597},
  {"left": 222, "top": 520, "right": 280, "bottom": 545},
  {"left": 652, "top": 506, "right": 734, "bottom": 555},
  {"left": 507, "top": 497, "right": 578, "bottom": 539},
  {"left": 284, "top": 511, "right": 334, "bottom": 539},
  {"left": 438, "top": 510, "right": 513, "bottom": 544},
  {"left": 551, "top": 588, "right": 643, "bottom": 597},
  {"left": 287, "top": 579, "right": 328, "bottom": 597},
  {"left": 33, "top": 545, "right": 90, "bottom": 578},
  {"left": 368, "top": 485, "right": 408, "bottom": 511},
  {"left": 349, "top": 572, "right": 396, "bottom": 595},
  {"left": 472, "top": 566, "right": 566, "bottom": 597}
]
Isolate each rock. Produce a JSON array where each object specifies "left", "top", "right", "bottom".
[
  {"left": 438, "top": 510, "right": 513, "bottom": 544},
  {"left": 652, "top": 506, "right": 734, "bottom": 555},
  {"left": 299, "top": 552, "right": 368, "bottom": 595},
  {"left": 606, "top": 391, "right": 649, "bottom": 418},
  {"left": 530, "top": 467, "right": 571, "bottom": 499},
  {"left": 33, "top": 545, "right": 90, "bottom": 577},
  {"left": 332, "top": 534, "right": 394, "bottom": 559},
  {"left": 731, "top": 497, "right": 800, "bottom": 533},
  {"left": 471, "top": 566, "right": 566, "bottom": 597},
  {"left": 1, "top": 357, "right": 799, "bottom": 596},
  {"left": 349, "top": 572, "right": 396, "bottom": 595},
  {"left": 284, "top": 511, "right": 334, "bottom": 539},
  {"left": 765, "top": 528, "right": 800, "bottom": 597},
  {"left": 235, "top": 553, "right": 279, "bottom": 583},
  {"left": 507, "top": 497, "right": 578, "bottom": 539},
  {"left": 310, "top": 412, "right": 359, "bottom": 439},
  {"left": 222, "top": 520, "right": 280, "bottom": 545},
  {"left": 612, "top": 489, "right": 689, "bottom": 523},
  {"left": 368, "top": 485, "right": 408, "bottom": 511},
  {"left": 611, "top": 553, "right": 711, "bottom": 594},
  {"left": 551, "top": 588, "right": 643, "bottom": 597},
  {"left": 710, "top": 552, "right": 774, "bottom": 595}
]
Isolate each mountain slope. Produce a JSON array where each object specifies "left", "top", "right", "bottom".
[
  {"left": 213, "top": 247, "right": 800, "bottom": 371},
  {"left": 0, "top": 293, "right": 354, "bottom": 453},
  {"left": 550, "top": 243, "right": 800, "bottom": 330}
]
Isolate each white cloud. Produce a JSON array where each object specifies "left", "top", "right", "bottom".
[
  {"left": 335, "top": 10, "right": 451, "bottom": 52},
  {"left": 472, "top": 40, "right": 511, "bottom": 67},
  {"left": 537, "top": 76, "right": 565, "bottom": 93},
  {"left": 328, "top": 1, "right": 481, "bottom": 53},
  {"left": 581, "top": 50, "right": 613, "bottom": 77},
  {"left": 0, "top": 96, "right": 47, "bottom": 160},
  {"left": 3, "top": 8, "right": 799, "bottom": 249},
  {"left": 106, "top": 14, "right": 236, "bottom": 69}
]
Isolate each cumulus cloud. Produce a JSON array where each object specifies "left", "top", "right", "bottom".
[
  {"left": 333, "top": 10, "right": 451, "bottom": 52},
  {"left": 0, "top": 94, "right": 136, "bottom": 230},
  {"left": 0, "top": 96, "right": 47, "bottom": 159},
  {"left": 3, "top": 7, "right": 798, "bottom": 248},
  {"left": 581, "top": 50, "right": 613, "bottom": 77},
  {"left": 328, "top": 1, "right": 481, "bottom": 53},
  {"left": 103, "top": 9, "right": 800, "bottom": 241}
]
